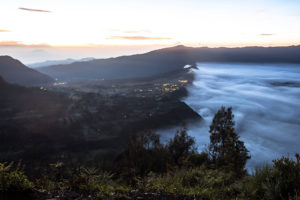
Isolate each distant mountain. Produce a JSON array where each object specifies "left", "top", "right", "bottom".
[
  {"left": 0, "top": 56, "right": 54, "bottom": 86},
  {"left": 37, "top": 45, "right": 300, "bottom": 82},
  {"left": 36, "top": 46, "right": 192, "bottom": 82},
  {"left": 28, "top": 57, "right": 95, "bottom": 68}
]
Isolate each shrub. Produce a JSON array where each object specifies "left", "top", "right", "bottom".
[
  {"left": 183, "top": 152, "right": 209, "bottom": 168},
  {"left": 68, "top": 167, "right": 115, "bottom": 195},
  {"left": 248, "top": 165, "right": 277, "bottom": 199},
  {"left": 115, "top": 131, "right": 169, "bottom": 184},
  {"left": 0, "top": 162, "right": 33, "bottom": 192},
  {"left": 272, "top": 154, "right": 300, "bottom": 199},
  {"left": 35, "top": 175, "right": 56, "bottom": 192},
  {"left": 249, "top": 154, "right": 300, "bottom": 200},
  {"left": 167, "top": 126, "right": 196, "bottom": 167},
  {"left": 138, "top": 167, "right": 245, "bottom": 199}
]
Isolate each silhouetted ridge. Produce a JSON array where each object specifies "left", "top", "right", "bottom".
[
  {"left": 0, "top": 55, "right": 54, "bottom": 86},
  {"left": 37, "top": 45, "right": 300, "bottom": 82}
]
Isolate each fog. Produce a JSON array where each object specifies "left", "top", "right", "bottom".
[
  {"left": 184, "top": 63, "right": 300, "bottom": 169},
  {"left": 161, "top": 63, "right": 300, "bottom": 170}
]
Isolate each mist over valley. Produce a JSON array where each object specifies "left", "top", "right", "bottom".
[{"left": 179, "top": 63, "right": 300, "bottom": 170}]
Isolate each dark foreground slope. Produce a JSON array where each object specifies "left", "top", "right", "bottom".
[
  {"left": 0, "top": 56, "right": 54, "bottom": 86},
  {"left": 37, "top": 45, "right": 300, "bottom": 82},
  {"left": 0, "top": 76, "right": 75, "bottom": 161}
]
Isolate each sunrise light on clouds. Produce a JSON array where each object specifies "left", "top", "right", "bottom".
[
  {"left": 1, "top": 0, "right": 300, "bottom": 46},
  {"left": 1, "top": 0, "right": 300, "bottom": 63}
]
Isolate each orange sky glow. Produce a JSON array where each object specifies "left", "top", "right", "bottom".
[{"left": 1, "top": 0, "right": 300, "bottom": 63}]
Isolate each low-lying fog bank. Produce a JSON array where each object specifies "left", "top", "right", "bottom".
[{"left": 160, "top": 63, "right": 300, "bottom": 170}]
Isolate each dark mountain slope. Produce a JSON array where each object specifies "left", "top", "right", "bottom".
[
  {"left": 37, "top": 45, "right": 300, "bottom": 82},
  {"left": 0, "top": 56, "right": 54, "bottom": 86},
  {"left": 37, "top": 45, "right": 191, "bottom": 82},
  {"left": 0, "top": 75, "right": 68, "bottom": 124},
  {"left": 0, "top": 75, "right": 79, "bottom": 161}
]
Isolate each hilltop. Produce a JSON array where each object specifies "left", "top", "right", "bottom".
[{"left": 0, "top": 56, "right": 54, "bottom": 86}]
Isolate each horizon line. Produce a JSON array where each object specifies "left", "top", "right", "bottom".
[{"left": 0, "top": 41, "right": 299, "bottom": 49}]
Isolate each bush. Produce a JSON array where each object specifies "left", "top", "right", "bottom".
[
  {"left": 247, "top": 165, "right": 277, "bottom": 199},
  {"left": 115, "top": 128, "right": 198, "bottom": 184},
  {"left": 0, "top": 162, "right": 33, "bottom": 192},
  {"left": 249, "top": 154, "right": 300, "bottom": 200},
  {"left": 272, "top": 154, "right": 300, "bottom": 199},
  {"left": 68, "top": 167, "right": 115, "bottom": 195},
  {"left": 35, "top": 175, "right": 56, "bottom": 192},
  {"left": 115, "top": 131, "right": 168, "bottom": 184},
  {"left": 138, "top": 167, "right": 245, "bottom": 199},
  {"left": 183, "top": 152, "right": 209, "bottom": 168},
  {"left": 167, "top": 126, "right": 196, "bottom": 167}
]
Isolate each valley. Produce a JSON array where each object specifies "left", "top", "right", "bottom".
[{"left": 0, "top": 67, "right": 200, "bottom": 165}]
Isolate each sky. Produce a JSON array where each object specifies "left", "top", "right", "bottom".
[{"left": 1, "top": 0, "right": 300, "bottom": 63}]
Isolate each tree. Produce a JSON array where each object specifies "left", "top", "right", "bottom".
[
  {"left": 115, "top": 131, "right": 168, "bottom": 183},
  {"left": 167, "top": 126, "right": 196, "bottom": 167},
  {"left": 208, "top": 106, "right": 250, "bottom": 175}
]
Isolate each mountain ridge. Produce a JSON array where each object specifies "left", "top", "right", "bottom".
[
  {"left": 28, "top": 57, "right": 95, "bottom": 68},
  {"left": 0, "top": 55, "right": 54, "bottom": 86},
  {"left": 35, "top": 45, "right": 300, "bottom": 82}
]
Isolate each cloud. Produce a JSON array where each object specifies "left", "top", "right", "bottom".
[
  {"left": 0, "top": 29, "right": 11, "bottom": 32},
  {"left": 183, "top": 63, "right": 300, "bottom": 170},
  {"left": 108, "top": 29, "right": 151, "bottom": 34},
  {"left": 19, "top": 7, "right": 51, "bottom": 13},
  {"left": 259, "top": 33, "right": 274, "bottom": 36},
  {"left": 107, "top": 36, "right": 172, "bottom": 40},
  {"left": 122, "top": 30, "right": 151, "bottom": 34},
  {"left": 0, "top": 41, "right": 23, "bottom": 46},
  {"left": 255, "top": 9, "right": 266, "bottom": 14},
  {"left": 31, "top": 49, "right": 48, "bottom": 53},
  {"left": 0, "top": 41, "right": 50, "bottom": 47}
]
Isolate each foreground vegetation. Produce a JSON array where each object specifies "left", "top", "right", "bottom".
[{"left": 1, "top": 107, "right": 299, "bottom": 200}]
